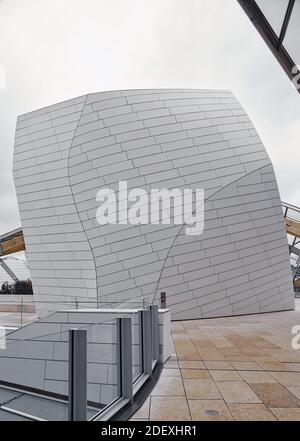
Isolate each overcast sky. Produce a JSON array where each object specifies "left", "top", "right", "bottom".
[{"left": 0, "top": 0, "right": 299, "bottom": 235}]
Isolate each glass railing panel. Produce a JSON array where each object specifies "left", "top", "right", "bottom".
[
  {"left": 84, "top": 316, "right": 120, "bottom": 419},
  {"left": 0, "top": 304, "right": 157, "bottom": 420},
  {"left": 132, "top": 311, "right": 142, "bottom": 382}
]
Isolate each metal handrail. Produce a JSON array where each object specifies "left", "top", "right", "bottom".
[{"left": 282, "top": 201, "right": 300, "bottom": 213}]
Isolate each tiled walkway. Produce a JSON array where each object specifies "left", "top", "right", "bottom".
[{"left": 132, "top": 302, "right": 300, "bottom": 421}]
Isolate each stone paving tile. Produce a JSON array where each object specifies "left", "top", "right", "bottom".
[
  {"left": 238, "top": 371, "right": 277, "bottom": 384},
  {"left": 132, "top": 305, "right": 300, "bottom": 421},
  {"left": 171, "top": 322, "right": 184, "bottom": 331},
  {"left": 246, "top": 337, "right": 281, "bottom": 350},
  {"left": 228, "top": 403, "right": 277, "bottom": 421},
  {"left": 216, "top": 381, "right": 262, "bottom": 404},
  {"left": 287, "top": 386, "right": 300, "bottom": 400},
  {"left": 256, "top": 360, "right": 292, "bottom": 371},
  {"left": 205, "top": 338, "right": 235, "bottom": 350},
  {"left": 243, "top": 348, "right": 264, "bottom": 359},
  {"left": 270, "top": 408, "right": 300, "bottom": 421},
  {"left": 172, "top": 329, "right": 188, "bottom": 334},
  {"left": 160, "top": 368, "right": 181, "bottom": 377},
  {"left": 173, "top": 341, "right": 202, "bottom": 360},
  {"left": 149, "top": 396, "right": 191, "bottom": 421},
  {"left": 151, "top": 376, "right": 185, "bottom": 396},
  {"left": 191, "top": 339, "right": 216, "bottom": 349},
  {"left": 218, "top": 348, "right": 243, "bottom": 357},
  {"left": 269, "top": 350, "right": 300, "bottom": 363},
  {"left": 250, "top": 383, "right": 300, "bottom": 408},
  {"left": 210, "top": 370, "right": 242, "bottom": 382},
  {"left": 196, "top": 348, "right": 226, "bottom": 361},
  {"left": 163, "top": 359, "right": 179, "bottom": 369},
  {"left": 179, "top": 360, "right": 206, "bottom": 369},
  {"left": 231, "top": 361, "right": 263, "bottom": 371},
  {"left": 269, "top": 371, "right": 300, "bottom": 386},
  {"left": 182, "top": 321, "right": 199, "bottom": 330},
  {"left": 285, "top": 363, "right": 300, "bottom": 372},
  {"left": 224, "top": 355, "right": 254, "bottom": 362},
  {"left": 181, "top": 369, "right": 211, "bottom": 379},
  {"left": 185, "top": 330, "right": 207, "bottom": 338},
  {"left": 172, "top": 334, "right": 192, "bottom": 341},
  {"left": 252, "top": 355, "right": 279, "bottom": 363},
  {"left": 188, "top": 399, "right": 233, "bottom": 421},
  {"left": 204, "top": 360, "right": 234, "bottom": 370},
  {"left": 183, "top": 379, "right": 222, "bottom": 400},
  {"left": 176, "top": 353, "right": 202, "bottom": 361}
]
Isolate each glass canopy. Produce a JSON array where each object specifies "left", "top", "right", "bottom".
[
  {"left": 254, "top": 0, "right": 300, "bottom": 65},
  {"left": 255, "top": 0, "right": 290, "bottom": 36},
  {"left": 238, "top": 0, "right": 300, "bottom": 91}
]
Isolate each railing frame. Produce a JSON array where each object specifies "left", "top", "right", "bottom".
[
  {"left": 117, "top": 317, "right": 133, "bottom": 402},
  {"left": 64, "top": 306, "right": 160, "bottom": 421},
  {"left": 68, "top": 328, "right": 87, "bottom": 421},
  {"left": 139, "top": 309, "right": 152, "bottom": 376},
  {"left": 150, "top": 305, "right": 159, "bottom": 362}
]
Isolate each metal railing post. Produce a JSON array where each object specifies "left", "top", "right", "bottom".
[
  {"left": 160, "top": 291, "right": 166, "bottom": 309},
  {"left": 68, "top": 329, "right": 87, "bottom": 421},
  {"left": 20, "top": 296, "right": 23, "bottom": 328},
  {"left": 140, "top": 309, "right": 152, "bottom": 375},
  {"left": 117, "top": 317, "right": 133, "bottom": 401},
  {"left": 149, "top": 305, "right": 159, "bottom": 361}
]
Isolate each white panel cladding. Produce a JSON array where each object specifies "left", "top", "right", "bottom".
[
  {"left": 156, "top": 166, "right": 294, "bottom": 319},
  {"left": 13, "top": 89, "right": 294, "bottom": 319},
  {"left": 13, "top": 96, "right": 97, "bottom": 316}
]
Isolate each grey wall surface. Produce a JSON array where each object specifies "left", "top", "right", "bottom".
[{"left": 13, "top": 89, "right": 294, "bottom": 319}]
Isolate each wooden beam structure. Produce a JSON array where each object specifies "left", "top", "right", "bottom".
[
  {"left": 286, "top": 218, "right": 300, "bottom": 239},
  {"left": 0, "top": 228, "right": 25, "bottom": 257}
]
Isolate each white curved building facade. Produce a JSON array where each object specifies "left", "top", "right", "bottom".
[{"left": 13, "top": 89, "right": 294, "bottom": 319}]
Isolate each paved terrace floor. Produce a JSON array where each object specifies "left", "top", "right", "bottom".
[
  {"left": 1, "top": 302, "right": 300, "bottom": 421},
  {"left": 132, "top": 300, "right": 300, "bottom": 421}
]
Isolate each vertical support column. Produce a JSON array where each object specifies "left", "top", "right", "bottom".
[
  {"left": 117, "top": 317, "right": 133, "bottom": 401},
  {"left": 140, "top": 309, "right": 152, "bottom": 375},
  {"left": 68, "top": 329, "right": 87, "bottom": 421},
  {"left": 149, "top": 305, "right": 159, "bottom": 361}
]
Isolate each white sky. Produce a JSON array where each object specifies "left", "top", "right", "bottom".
[{"left": 0, "top": 0, "right": 299, "bottom": 234}]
